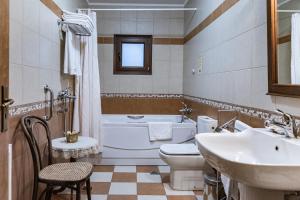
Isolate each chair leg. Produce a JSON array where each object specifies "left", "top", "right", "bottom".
[
  {"left": 45, "top": 186, "right": 53, "bottom": 200},
  {"left": 32, "top": 180, "right": 39, "bottom": 200},
  {"left": 76, "top": 183, "right": 81, "bottom": 200},
  {"left": 86, "top": 179, "right": 91, "bottom": 200}
]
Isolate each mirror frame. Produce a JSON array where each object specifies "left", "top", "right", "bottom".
[{"left": 267, "top": 0, "right": 300, "bottom": 97}]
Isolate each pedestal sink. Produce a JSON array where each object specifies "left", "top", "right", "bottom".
[{"left": 195, "top": 128, "right": 300, "bottom": 200}]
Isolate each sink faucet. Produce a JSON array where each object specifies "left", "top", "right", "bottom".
[
  {"left": 265, "top": 109, "right": 300, "bottom": 138},
  {"left": 179, "top": 102, "right": 192, "bottom": 123}
]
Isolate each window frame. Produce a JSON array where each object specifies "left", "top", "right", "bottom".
[{"left": 113, "top": 34, "right": 152, "bottom": 75}]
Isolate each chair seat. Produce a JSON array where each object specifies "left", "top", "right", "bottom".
[{"left": 39, "top": 162, "right": 93, "bottom": 183}]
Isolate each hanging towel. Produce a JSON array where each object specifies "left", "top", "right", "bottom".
[
  {"left": 291, "top": 13, "right": 300, "bottom": 84},
  {"left": 63, "top": 27, "right": 82, "bottom": 76},
  {"left": 62, "top": 10, "right": 94, "bottom": 33},
  {"left": 62, "top": 10, "right": 95, "bottom": 76},
  {"left": 148, "top": 122, "right": 173, "bottom": 141}
]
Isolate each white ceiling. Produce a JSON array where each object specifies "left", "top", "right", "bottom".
[{"left": 86, "top": 0, "right": 189, "bottom": 7}]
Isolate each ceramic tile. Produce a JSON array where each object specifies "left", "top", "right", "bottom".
[
  {"left": 81, "top": 194, "right": 108, "bottom": 200},
  {"left": 94, "top": 165, "right": 114, "bottom": 172},
  {"left": 91, "top": 182, "right": 111, "bottom": 194},
  {"left": 109, "top": 183, "right": 137, "bottom": 195},
  {"left": 9, "top": 20, "right": 23, "bottom": 65},
  {"left": 137, "top": 183, "right": 165, "bottom": 195},
  {"left": 138, "top": 195, "right": 167, "bottom": 200},
  {"left": 90, "top": 172, "right": 113, "bottom": 182},
  {"left": 167, "top": 196, "right": 197, "bottom": 200},
  {"left": 112, "top": 173, "right": 137, "bottom": 182},
  {"left": 9, "top": 0, "right": 23, "bottom": 22},
  {"left": 163, "top": 184, "right": 194, "bottom": 196},
  {"left": 108, "top": 195, "right": 137, "bottom": 200},
  {"left": 22, "top": 27, "right": 40, "bottom": 67},
  {"left": 136, "top": 166, "right": 159, "bottom": 173},
  {"left": 158, "top": 166, "right": 170, "bottom": 173},
  {"left": 23, "top": 0, "right": 39, "bottom": 32},
  {"left": 114, "top": 166, "right": 137, "bottom": 173},
  {"left": 137, "top": 173, "right": 162, "bottom": 183}
]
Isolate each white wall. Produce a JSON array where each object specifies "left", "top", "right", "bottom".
[
  {"left": 97, "top": 10, "right": 184, "bottom": 94},
  {"left": 183, "top": 0, "right": 300, "bottom": 116}
]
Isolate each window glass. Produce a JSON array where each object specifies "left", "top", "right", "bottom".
[{"left": 121, "top": 43, "right": 144, "bottom": 68}]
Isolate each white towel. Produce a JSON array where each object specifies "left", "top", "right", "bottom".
[
  {"left": 291, "top": 13, "right": 300, "bottom": 84},
  {"left": 62, "top": 10, "right": 94, "bottom": 34},
  {"left": 148, "top": 122, "right": 173, "bottom": 141},
  {"left": 63, "top": 27, "right": 82, "bottom": 76},
  {"left": 62, "top": 10, "right": 95, "bottom": 76}
]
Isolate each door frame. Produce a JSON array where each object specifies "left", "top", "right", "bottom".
[{"left": 0, "top": 0, "right": 9, "bottom": 133}]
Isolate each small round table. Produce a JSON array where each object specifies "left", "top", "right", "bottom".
[
  {"left": 52, "top": 136, "right": 99, "bottom": 162},
  {"left": 51, "top": 136, "right": 99, "bottom": 194}
]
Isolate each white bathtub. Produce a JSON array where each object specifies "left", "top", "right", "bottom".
[{"left": 100, "top": 114, "right": 197, "bottom": 165}]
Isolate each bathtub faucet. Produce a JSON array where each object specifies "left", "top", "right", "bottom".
[{"left": 179, "top": 102, "right": 192, "bottom": 123}]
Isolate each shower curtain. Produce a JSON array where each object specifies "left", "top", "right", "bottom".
[{"left": 73, "top": 10, "right": 102, "bottom": 151}]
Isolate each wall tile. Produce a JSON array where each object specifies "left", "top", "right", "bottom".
[
  {"left": 137, "top": 21, "right": 154, "bottom": 35},
  {"left": 121, "top": 20, "right": 137, "bottom": 34},
  {"left": 252, "top": 25, "right": 268, "bottom": 67},
  {"left": 39, "top": 36, "right": 53, "bottom": 69},
  {"left": 23, "top": 0, "right": 40, "bottom": 32},
  {"left": 9, "top": 64, "right": 23, "bottom": 105},
  {"left": 9, "top": 0, "right": 23, "bottom": 23},
  {"left": 137, "top": 11, "right": 154, "bottom": 21},
  {"left": 22, "top": 66, "right": 41, "bottom": 104},
  {"left": 154, "top": 19, "right": 170, "bottom": 36},
  {"left": 9, "top": 20, "right": 23, "bottom": 65},
  {"left": 169, "top": 19, "right": 184, "bottom": 36},
  {"left": 153, "top": 45, "right": 170, "bottom": 61},
  {"left": 22, "top": 27, "right": 40, "bottom": 67},
  {"left": 103, "top": 19, "right": 121, "bottom": 35}
]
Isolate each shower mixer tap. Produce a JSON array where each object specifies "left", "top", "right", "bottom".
[{"left": 179, "top": 102, "right": 192, "bottom": 123}]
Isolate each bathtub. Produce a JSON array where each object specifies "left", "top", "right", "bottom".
[{"left": 100, "top": 114, "right": 197, "bottom": 165}]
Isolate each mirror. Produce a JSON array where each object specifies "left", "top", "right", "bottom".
[{"left": 268, "top": 0, "right": 300, "bottom": 97}]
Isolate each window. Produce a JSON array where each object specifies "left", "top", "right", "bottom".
[{"left": 114, "top": 35, "right": 152, "bottom": 75}]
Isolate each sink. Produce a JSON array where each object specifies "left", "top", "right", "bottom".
[{"left": 195, "top": 128, "right": 300, "bottom": 191}]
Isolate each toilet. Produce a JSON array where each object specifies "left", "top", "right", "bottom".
[{"left": 159, "top": 116, "right": 217, "bottom": 191}]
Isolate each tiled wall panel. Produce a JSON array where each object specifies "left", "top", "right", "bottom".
[
  {"left": 97, "top": 11, "right": 184, "bottom": 95},
  {"left": 9, "top": 0, "right": 73, "bottom": 106},
  {"left": 183, "top": 0, "right": 300, "bottom": 117}
]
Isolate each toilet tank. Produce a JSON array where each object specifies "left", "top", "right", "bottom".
[{"left": 197, "top": 116, "right": 217, "bottom": 133}]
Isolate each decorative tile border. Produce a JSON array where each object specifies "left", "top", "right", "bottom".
[
  {"left": 101, "top": 93, "right": 183, "bottom": 99},
  {"left": 9, "top": 99, "right": 68, "bottom": 117},
  {"left": 184, "top": 95, "right": 300, "bottom": 125}
]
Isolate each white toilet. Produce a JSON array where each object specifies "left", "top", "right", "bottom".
[{"left": 159, "top": 116, "right": 217, "bottom": 191}]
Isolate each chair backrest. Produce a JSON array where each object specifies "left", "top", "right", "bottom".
[{"left": 21, "top": 116, "right": 53, "bottom": 176}]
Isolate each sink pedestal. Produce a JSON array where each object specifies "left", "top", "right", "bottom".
[{"left": 239, "top": 184, "right": 285, "bottom": 200}]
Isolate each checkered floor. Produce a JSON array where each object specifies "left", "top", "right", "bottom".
[{"left": 53, "top": 165, "right": 203, "bottom": 200}]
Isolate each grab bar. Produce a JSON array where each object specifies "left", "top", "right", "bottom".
[{"left": 43, "top": 85, "right": 54, "bottom": 121}]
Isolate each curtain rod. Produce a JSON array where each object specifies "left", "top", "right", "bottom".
[
  {"left": 77, "top": 8, "right": 197, "bottom": 11},
  {"left": 277, "top": 10, "right": 300, "bottom": 13}
]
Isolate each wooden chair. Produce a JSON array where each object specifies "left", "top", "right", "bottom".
[{"left": 21, "top": 115, "right": 93, "bottom": 200}]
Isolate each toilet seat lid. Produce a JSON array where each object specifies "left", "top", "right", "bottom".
[{"left": 160, "top": 144, "right": 200, "bottom": 155}]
